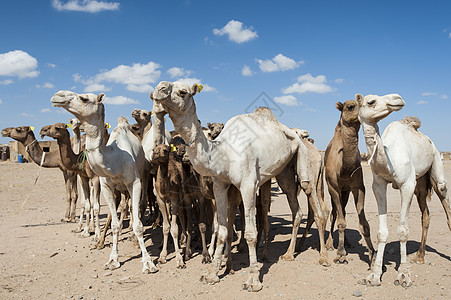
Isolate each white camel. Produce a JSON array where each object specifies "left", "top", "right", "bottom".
[
  {"left": 356, "top": 93, "right": 451, "bottom": 287},
  {"left": 51, "top": 91, "right": 159, "bottom": 274},
  {"left": 151, "top": 81, "right": 322, "bottom": 292}
]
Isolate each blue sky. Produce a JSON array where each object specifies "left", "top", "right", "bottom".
[{"left": 1, "top": 0, "right": 450, "bottom": 151}]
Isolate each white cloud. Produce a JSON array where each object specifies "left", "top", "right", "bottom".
[
  {"left": 282, "top": 73, "right": 333, "bottom": 94},
  {"left": 176, "top": 77, "right": 216, "bottom": 92},
  {"left": 0, "top": 98, "right": 3, "bottom": 104},
  {"left": 167, "top": 67, "right": 191, "bottom": 79},
  {"left": 0, "top": 79, "right": 13, "bottom": 85},
  {"left": 52, "top": 0, "right": 119, "bottom": 13},
  {"left": 76, "top": 61, "right": 161, "bottom": 93},
  {"left": 104, "top": 96, "right": 139, "bottom": 105},
  {"left": 213, "top": 20, "right": 258, "bottom": 43},
  {"left": 242, "top": 65, "right": 253, "bottom": 76},
  {"left": 441, "top": 94, "right": 448, "bottom": 99},
  {"left": 47, "top": 63, "right": 57, "bottom": 68},
  {"left": 84, "top": 83, "right": 110, "bottom": 92},
  {"left": 417, "top": 100, "right": 428, "bottom": 105},
  {"left": 41, "top": 108, "right": 51, "bottom": 113},
  {"left": 335, "top": 78, "right": 345, "bottom": 84},
  {"left": 20, "top": 112, "right": 34, "bottom": 118},
  {"left": 274, "top": 95, "right": 301, "bottom": 106},
  {"left": 0, "top": 50, "right": 39, "bottom": 79},
  {"left": 257, "top": 54, "right": 302, "bottom": 72},
  {"left": 421, "top": 92, "right": 437, "bottom": 96},
  {"left": 36, "top": 82, "right": 55, "bottom": 89}
]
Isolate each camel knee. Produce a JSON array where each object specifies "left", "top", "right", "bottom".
[
  {"left": 398, "top": 225, "right": 409, "bottom": 242},
  {"left": 133, "top": 220, "right": 144, "bottom": 236},
  {"left": 217, "top": 226, "right": 227, "bottom": 245},
  {"left": 300, "top": 180, "right": 312, "bottom": 195},
  {"left": 244, "top": 230, "right": 258, "bottom": 245},
  {"left": 162, "top": 223, "right": 170, "bottom": 235},
  {"left": 111, "top": 221, "right": 120, "bottom": 234},
  {"left": 377, "top": 227, "right": 389, "bottom": 244},
  {"left": 198, "top": 223, "right": 207, "bottom": 234}
]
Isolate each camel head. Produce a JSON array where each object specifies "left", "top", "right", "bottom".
[
  {"left": 1, "top": 126, "right": 34, "bottom": 142},
  {"left": 69, "top": 118, "right": 82, "bottom": 132},
  {"left": 51, "top": 90, "right": 106, "bottom": 123},
  {"left": 207, "top": 122, "right": 224, "bottom": 140},
  {"left": 152, "top": 144, "right": 170, "bottom": 163},
  {"left": 292, "top": 128, "right": 309, "bottom": 139},
  {"left": 150, "top": 81, "right": 201, "bottom": 117},
  {"left": 131, "top": 109, "right": 152, "bottom": 125},
  {"left": 356, "top": 93, "right": 405, "bottom": 124},
  {"left": 39, "top": 123, "right": 69, "bottom": 140},
  {"left": 336, "top": 100, "right": 360, "bottom": 125}
]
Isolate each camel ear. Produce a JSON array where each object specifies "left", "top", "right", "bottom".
[
  {"left": 207, "top": 122, "right": 211, "bottom": 128},
  {"left": 335, "top": 102, "right": 344, "bottom": 111},
  {"left": 149, "top": 92, "right": 154, "bottom": 101},
  {"left": 355, "top": 94, "right": 364, "bottom": 106},
  {"left": 97, "top": 93, "right": 106, "bottom": 103}
]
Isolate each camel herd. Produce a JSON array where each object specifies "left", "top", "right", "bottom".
[{"left": 2, "top": 82, "right": 451, "bottom": 292}]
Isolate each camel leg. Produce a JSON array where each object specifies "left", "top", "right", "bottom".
[
  {"left": 240, "top": 184, "right": 263, "bottom": 292},
  {"left": 208, "top": 198, "right": 218, "bottom": 258},
  {"left": 201, "top": 181, "right": 229, "bottom": 285},
  {"left": 74, "top": 175, "right": 85, "bottom": 232},
  {"left": 157, "top": 195, "right": 170, "bottom": 264},
  {"left": 62, "top": 170, "right": 74, "bottom": 222},
  {"left": 198, "top": 196, "right": 211, "bottom": 263},
  {"left": 277, "top": 165, "right": 303, "bottom": 262},
  {"left": 129, "top": 179, "right": 158, "bottom": 274},
  {"left": 297, "top": 202, "right": 314, "bottom": 251},
  {"left": 412, "top": 175, "right": 430, "bottom": 264},
  {"left": 169, "top": 196, "right": 185, "bottom": 269},
  {"left": 430, "top": 150, "right": 451, "bottom": 230},
  {"left": 394, "top": 181, "right": 415, "bottom": 288},
  {"left": 326, "top": 201, "right": 337, "bottom": 250},
  {"left": 118, "top": 192, "right": 128, "bottom": 234},
  {"left": 139, "top": 171, "right": 149, "bottom": 223},
  {"left": 237, "top": 201, "right": 247, "bottom": 253},
  {"left": 102, "top": 179, "right": 121, "bottom": 270},
  {"left": 79, "top": 177, "right": 92, "bottom": 238},
  {"left": 297, "top": 145, "right": 329, "bottom": 266},
  {"left": 352, "top": 185, "right": 375, "bottom": 266},
  {"left": 258, "top": 181, "right": 271, "bottom": 262},
  {"left": 184, "top": 197, "right": 193, "bottom": 261},
  {"left": 331, "top": 188, "right": 348, "bottom": 264},
  {"left": 91, "top": 176, "right": 101, "bottom": 240},
  {"left": 365, "top": 174, "right": 388, "bottom": 286},
  {"left": 96, "top": 212, "right": 111, "bottom": 250},
  {"left": 224, "top": 188, "right": 241, "bottom": 274}
]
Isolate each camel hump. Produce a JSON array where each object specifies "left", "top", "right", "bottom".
[
  {"left": 400, "top": 116, "right": 421, "bottom": 130},
  {"left": 117, "top": 116, "right": 130, "bottom": 127},
  {"left": 252, "top": 107, "right": 278, "bottom": 122}
]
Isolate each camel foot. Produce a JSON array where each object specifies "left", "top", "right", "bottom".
[
  {"left": 200, "top": 273, "right": 220, "bottom": 285},
  {"left": 279, "top": 252, "right": 294, "bottom": 261},
  {"left": 318, "top": 256, "right": 331, "bottom": 267},
  {"left": 362, "top": 272, "right": 382, "bottom": 286},
  {"left": 176, "top": 259, "right": 186, "bottom": 269},
  {"left": 242, "top": 277, "right": 263, "bottom": 292},
  {"left": 411, "top": 252, "right": 425, "bottom": 264},
  {"left": 333, "top": 255, "right": 348, "bottom": 264},
  {"left": 394, "top": 266, "right": 412, "bottom": 288},
  {"left": 184, "top": 248, "right": 192, "bottom": 261},
  {"left": 71, "top": 227, "right": 83, "bottom": 234},
  {"left": 95, "top": 241, "right": 105, "bottom": 250},
  {"left": 79, "top": 229, "right": 91, "bottom": 238},
  {"left": 142, "top": 258, "right": 159, "bottom": 274},
  {"left": 201, "top": 253, "right": 212, "bottom": 264},
  {"left": 104, "top": 259, "right": 120, "bottom": 270},
  {"left": 157, "top": 256, "right": 167, "bottom": 264}
]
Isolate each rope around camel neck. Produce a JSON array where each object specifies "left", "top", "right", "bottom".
[
  {"left": 365, "top": 134, "right": 378, "bottom": 166},
  {"left": 25, "top": 139, "right": 37, "bottom": 153}
]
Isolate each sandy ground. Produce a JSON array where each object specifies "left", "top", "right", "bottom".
[{"left": 0, "top": 160, "right": 450, "bottom": 300}]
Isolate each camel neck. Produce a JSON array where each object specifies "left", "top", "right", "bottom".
[
  {"left": 361, "top": 121, "right": 388, "bottom": 168},
  {"left": 23, "top": 132, "right": 60, "bottom": 168},
  {"left": 72, "top": 128, "right": 81, "bottom": 154},
  {"left": 168, "top": 105, "right": 217, "bottom": 177},
  {"left": 56, "top": 131, "right": 85, "bottom": 174},
  {"left": 340, "top": 121, "right": 360, "bottom": 156},
  {"left": 152, "top": 112, "right": 166, "bottom": 145},
  {"left": 83, "top": 118, "right": 106, "bottom": 152}
]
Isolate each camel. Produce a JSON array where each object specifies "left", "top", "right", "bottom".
[
  {"left": 206, "top": 122, "right": 224, "bottom": 140},
  {"left": 356, "top": 93, "right": 451, "bottom": 287},
  {"left": 51, "top": 90, "right": 159, "bottom": 274},
  {"left": 131, "top": 109, "right": 152, "bottom": 139},
  {"left": 39, "top": 123, "right": 102, "bottom": 239},
  {"left": 322, "top": 100, "right": 374, "bottom": 265},
  {"left": 1, "top": 126, "right": 78, "bottom": 222},
  {"left": 151, "top": 81, "right": 325, "bottom": 291}
]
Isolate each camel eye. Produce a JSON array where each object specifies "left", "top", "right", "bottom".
[
  {"left": 368, "top": 99, "right": 376, "bottom": 106},
  {"left": 80, "top": 97, "right": 89, "bottom": 103},
  {"left": 179, "top": 90, "right": 188, "bottom": 96},
  {"left": 347, "top": 105, "right": 355, "bottom": 110}
]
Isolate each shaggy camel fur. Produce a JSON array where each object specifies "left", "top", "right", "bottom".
[
  {"left": 40, "top": 123, "right": 102, "bottom": 239},
  {"left": 151, "top": 81, "right": 324, "bottom": 291},
  {"left": 356, "top": 93, "right": 451, "bottom": 287},
  {"left": 1, "top": 126, "right": 78, "bottom": 222},
  {"left": 52, "top": 91, "right": 158, "bottom": 274},
  {"left": 323, "top": 100, "right": 374, "bottom": 264}
]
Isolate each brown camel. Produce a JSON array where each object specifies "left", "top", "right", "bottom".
[
  {"left": 1, "top": 126, "right": 78, "bottom": 222},
  {"left": 324, "top": 100, "right": 375, "bottom": 264},
  {"left": 152, "top": 143, "right": 188, "bottom": 268}
]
